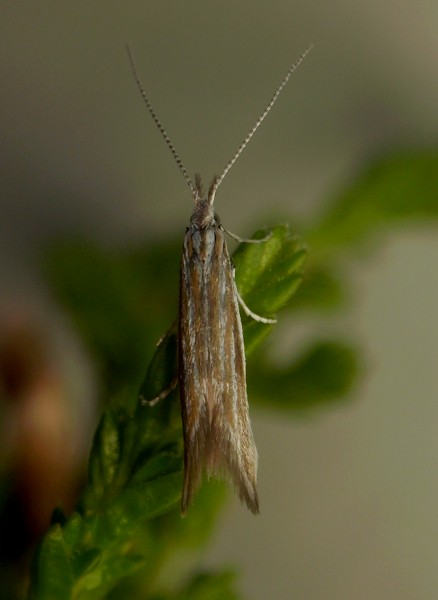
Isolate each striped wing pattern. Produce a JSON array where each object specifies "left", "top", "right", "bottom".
[{"left": 179, "top": 224, "right": 259, "bottom": 515}]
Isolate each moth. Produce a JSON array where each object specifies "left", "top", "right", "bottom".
[{"left": 127, "top": 45, "right": 312, "bottom": 515}]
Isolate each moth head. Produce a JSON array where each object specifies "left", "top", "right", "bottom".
[
  {"left": 190, "top": 197, "right": 215, "bottom": 228},
  {"left": 189, "top": 173, "right": 219, "bottom": 228}
]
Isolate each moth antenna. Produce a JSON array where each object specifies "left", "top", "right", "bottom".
[
  {"left": 208, "top": 44, "right": 314, "bottom": 205},
  {"left": 126, "top": 45, "right": 197, "bottom": 199},
  {"left": 194, "top": 173, "right": 204, "bottom": 198}
]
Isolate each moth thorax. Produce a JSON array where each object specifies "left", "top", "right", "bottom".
[{"left": 190, "top": 198, "right": 216, "bottom": 228}]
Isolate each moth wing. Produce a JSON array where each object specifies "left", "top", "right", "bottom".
[{"left": 179, "top": 227, "right": 259, "bottom": 515}]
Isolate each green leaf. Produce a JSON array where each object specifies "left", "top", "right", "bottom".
[
  {"left": 309, "top": 151, "right": 438, "bottom": 252},
  {"left": 91, "top": 409, "right": 121, "bottom": 489},
  {"left": 250, "top": 340, "right": 360, "bottom": 411},
  {"left": 29, "top": 526, "right": 74, "bottom": 600},
  {"left": 234, "top": 225, "right": 306, "bottom": 353}
]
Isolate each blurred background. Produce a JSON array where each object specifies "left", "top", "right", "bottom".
[{"left": 1, "top": 2, "right": 438, "bottom": 599}]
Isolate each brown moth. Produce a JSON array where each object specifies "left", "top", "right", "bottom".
[{"left": 127, "top": 45, "right": 312, "bottom": 515}]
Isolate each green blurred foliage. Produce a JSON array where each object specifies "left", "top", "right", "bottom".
[{"left": 27, "top": 149, "right": 438, "bottom": 599}]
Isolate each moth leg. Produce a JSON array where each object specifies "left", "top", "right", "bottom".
[
  {"left": 141, "top": 376, "right": 178, "bottom": 407},
  {"left": 222, "top": 227, "right": 272, "bottom": 244},
  {"left": 236, "top": 291, "right": 277, "bottom": 324},
  {"left": 140, "top": 320, "right": 179, "bottom": 406},
  {"left": 231, "top": 263, "right": 277, "bottom": 324}
]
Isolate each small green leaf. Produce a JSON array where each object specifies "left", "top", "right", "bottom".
[
  {"left": 29, "top": 526, "right": 74, "bottom": 600},
  {"left": 62, "top": 512, "right": 84, "bottom": 548},
  {"left": 94, "top": 409, "right": 121, "bottom": 487}
]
